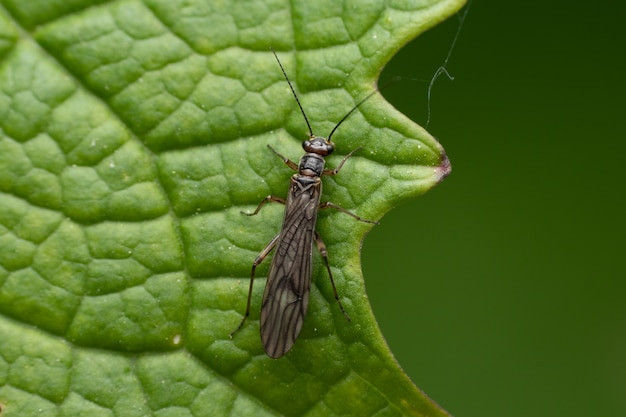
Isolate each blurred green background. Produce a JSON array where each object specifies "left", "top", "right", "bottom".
[{"left": 366, "top": 1, "right": 626, "bottom": 416}]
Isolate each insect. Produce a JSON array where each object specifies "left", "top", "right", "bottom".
[{"left": 230, "top": 48, "right": 380, "bottom": 358}]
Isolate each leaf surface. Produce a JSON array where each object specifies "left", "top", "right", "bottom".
[{"left": 0, "top": 0, "right": 463, "bottom": 415}]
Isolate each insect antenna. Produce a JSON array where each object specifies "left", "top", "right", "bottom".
[
  {"left": 328, "top": 76, "right": 401, "bottom": 141},
  {"left": 328, "top": 89, "right": 376, "bottom": 142},
  {"left": 270, "top": 47, "right": 314, "bottom": 138},
  {"left": 270, "top": 48, "right": 401, "bottom": 143}
]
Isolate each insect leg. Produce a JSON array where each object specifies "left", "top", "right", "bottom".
[
  {"left": 314, "top": 231, "right": 351, "bottom": 322},
  {"left": 323, "top": 146, "right": 363, "bottom": 176},
  {"left": 230, "top": 233, "right": 281, "bottom": 338},
  {"left": 241, "top": 195, "right": 287, "bottom": 216},
  {"left": 267, "top": 145, "right": 298, "bottom": 171},
  {"left": 318, "top": 202, "right": 379, "bottom": 224}
]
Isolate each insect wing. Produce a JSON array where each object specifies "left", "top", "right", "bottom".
[{"left": 260, "top": 176, "right": 321, "bottom": 357}]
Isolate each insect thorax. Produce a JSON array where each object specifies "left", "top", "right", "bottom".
[{"left": 298, "top": 153, "right": 326, "bottom": 177}]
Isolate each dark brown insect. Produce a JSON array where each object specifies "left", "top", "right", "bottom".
[{"left": 230, "top": 48, "right": 379, "bottom": 358}]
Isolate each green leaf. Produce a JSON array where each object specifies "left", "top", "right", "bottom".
[{"left": 0, "top": 0, "right": 463, "bottom": 416}]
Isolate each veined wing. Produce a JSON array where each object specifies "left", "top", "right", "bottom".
[{"left": 260, "top": 176, "right": 321, "bottom": 358}]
